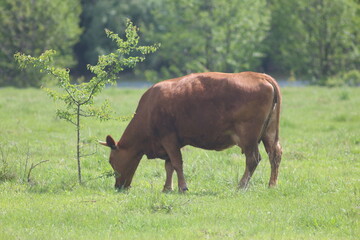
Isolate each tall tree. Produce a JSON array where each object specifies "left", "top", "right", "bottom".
[
  {"left": 74, "top": 0, "right": 147, "bottom": 75},
  {"left": 0, "top": 0, "right": 82, "bottom": 87},
  {"left": 141, "top": 0, "right": 270, "bottom": 79},
  {"left": 265, "top": 0, "right": 360, "bottom": 83}
]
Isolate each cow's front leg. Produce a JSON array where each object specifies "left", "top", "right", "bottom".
[
  {"left": 161, "top": 135, "right": 188, "bottom": 192},
  {"left": 163, "top": 159, "right": 174, "bottom": 192}
]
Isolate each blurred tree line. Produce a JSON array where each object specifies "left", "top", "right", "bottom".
[{"left": 0, "top": 0, "right": 359, "bottom": 87}]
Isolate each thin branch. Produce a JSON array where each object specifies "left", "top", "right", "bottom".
[
  {"left": 81, "top": 80, "right": 103, "bottom": 105},
  {"left": 59, "top": 116, "right": 77, "bottom": 126},
  {"left": 79, "top": 108, "right": 95, "bottom": 118},
  {"left": 78, "top": 113, "right": 95, "bottom": 117},
  {"left": 64, "top": 87, "right": 79, "bottom": 106},
  {"left": 27, "top": 160, "right": 49, "bottom": 183},
  {"left": 23, "top": 148, "right": 30, "bottom": 182}
]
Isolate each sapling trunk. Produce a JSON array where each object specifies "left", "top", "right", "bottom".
[{"left": 76, "top": 104, "right": 81, "bottom": 184}]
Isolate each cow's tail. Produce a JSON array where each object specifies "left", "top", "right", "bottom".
[
  {"left": 262, "top": 74, "right": 283, "bottom": 187},
  {"left": 259, "top": 74, "right": 281, "bottom": 143}
]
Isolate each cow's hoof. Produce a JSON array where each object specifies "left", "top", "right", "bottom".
[
  {"left": 162, "top": 186, "right": 173, "bottom": 193},
  {"left": 238, "top": 180, "right": 249, "bottom": 190},
  {"left": 237, "top": 183, "right": 249, "bottom": 191},
  {"left": 268, "top": 182, "right": 277, "bottom": 188},
  {"left": 115, "top": 186, "right": 130, "bottom": 192},
  {"left": 179, "top": 187, "right": 188, "bottom": 193}
]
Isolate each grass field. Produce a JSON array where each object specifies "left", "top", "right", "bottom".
[{"left": 0, "top": 86, "right": 359, "bottom": 239}]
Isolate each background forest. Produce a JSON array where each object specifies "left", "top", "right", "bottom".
[{"left": 0, "top": 0, "right": 359, "bottom": 87}]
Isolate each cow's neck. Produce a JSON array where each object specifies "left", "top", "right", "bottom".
[{"left": 118, "top": 115, "right": 146, "bottom": 156}]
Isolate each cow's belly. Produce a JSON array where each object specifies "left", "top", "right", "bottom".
[{"left": 181, "top": 132, "right": 236, "bottom": 151}]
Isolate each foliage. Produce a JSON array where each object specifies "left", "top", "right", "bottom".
[
  {"left": 1, "top": 0, "right": 359, "bottom": 86},
  {"left": 141, "top": 0, "right": 270, "bottom": 80},
  {"left": 324, "top": 69, "right": 360, "bottom": 87},
  {"left": 342, "top": 70, "right": 360, "bottom": 86},
  {"left": 265, "top": 0, "right": 360, "bottom": 82},
  {"left": 0, "top": 0, "right": 82, "bottom": 87},
  {"left": 75, "top": 0, "right": 147, "bottom": 69},
  {"left": 0, "top": 87, "right": 359, "bottom": 239},
  {"left": 14, "top": 21, "right": 159, "bottom": 183},
  {"left": 76, "top": 0, "right": 360, "bottom": 85}
]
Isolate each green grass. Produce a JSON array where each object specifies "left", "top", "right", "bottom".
[{"left": 0, "top": 86, "right": 359, "bottom": 239}]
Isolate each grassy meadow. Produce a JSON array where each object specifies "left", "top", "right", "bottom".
[{"left": 0, "top": 86, "right": 359, "bottom": 239}]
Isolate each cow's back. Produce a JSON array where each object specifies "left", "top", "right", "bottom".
[{"left": 136, "top": 72, "right": 276, "bottom": 151}]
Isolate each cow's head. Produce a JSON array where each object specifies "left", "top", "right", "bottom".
[{"left": 100, "top": 135, "right": 140, "bottom": 190}]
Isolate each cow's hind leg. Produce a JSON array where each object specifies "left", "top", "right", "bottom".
[
  {"left": 163, "top": 159, "right": 174, "bottom": 192},
  {"left": 161, "top": 135, "right": 188, "bottom": 192},
  {"left": 262, "top": 133, "right": 282, "bottom": 187},
  {"left": 234, "top": 123, "right": 262, "bottom": 189},
  {"left": 238, "top": 145, "right": 261, "bottom": 189}
]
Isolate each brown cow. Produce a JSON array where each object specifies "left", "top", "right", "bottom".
[{"left": 100, "top": 72, "right": 282, "bottom": 192}]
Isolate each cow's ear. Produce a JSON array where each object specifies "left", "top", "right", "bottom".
[
  {"left": 99, "top": 135, "right": 117, "bottom": 150},
  {"left": 106, "top": 135, "right": 117, "bottom": 149}
]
